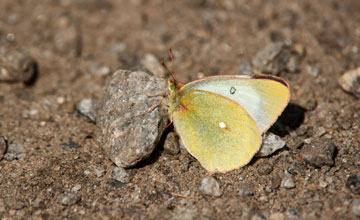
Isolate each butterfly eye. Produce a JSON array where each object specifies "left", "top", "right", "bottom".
[{"left": 169, "top": 83, "right": 176, "bottom": 91}]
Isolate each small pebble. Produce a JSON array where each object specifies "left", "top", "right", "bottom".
[
  {"left": 281, "top": 175, "right": 296, "bottom": 189},
  {"left": 249, "top": 211, "right": 267, "bottom": 220},
  {"left": 181, "top": 157, "right": 191, "bottom": 172},
  {"left": 140, "top": 53, "right": 166, "bottom": 78},
  {"left": 172, "top": 206, "right": 198, "bottom": 220},
  {"left": 301, "top": 139, "right": 336, "bottom": 167},
  {"left": 256, "top": 133, "right": 286, "bottom": 157},
  {"left": 305, "top": 65, "right": 321, "bottom": 77},
  {"left": 346, "top": 174, "right": 360, "bottom": 194},
  {"left": 287, "top": 161, "right": 306, "bottom": 175},
  {"left": 163, "top": 132, "right": 180, "bottom": 155},
  {"left": 107, "top": 43, "right": 126, "bottom": 52},
  {"left": 252, "top": 42, "right": 302, "bottom": 75},
  {"left": 107, "top": 180, "right": 125, "bottom": 188},
  {"left": 4, "top": 197, "right": 24, "bottom": 210},
  {"left": 60, "top": 141, "right": 80, "bottom": 150},
  {"left": 338, "top": 67, "right": 360, "bottom": 98},
  {"left": 90, "top": 62, "right": 110, "bottom": 76},
  {"left": 352, "top": 199, "right": 360, "bottom": 217},
  {"left": 304, "top": 138, "right": 312, "bottom": 144},
  {"left": 4, "top": 142, "right": 24, "bottom": 161},
  {"left": 237, "top": 60, "right": 253, "bottom": 74},
  {"left": 325, "top": 176, "right": 333, "bottom": 184},
  {"left": 58, "top": 192, "right": 81, "bottom": 206},
  {"left": 112, "top": 167, "right": 131, "bottom": 183},
  {"left": 75, "top": 98, "right": 98, "bottom": 123},
  {"left": 239, "top": 185, "right": 254, "bottom": 196},
  {"left": 198, "top": 176, "right": 222, "bottom": 197},
  {"left": 54, "top": 23, "right": 81, "bottom": 57},
  {"left": 57, "top": 96, "right": 65, "bottom": 104},
  {"left": 0, "top": 136, "right": 7, "bottom": 161},
  {"left": 269, "top": 212, "right": 285, "bottom": 220},
  {"left": 0, "top": 47, "right": 37, "bottom": 83},
  {"left": 94, "top": 168, "right": 104, "bottom": 178},
  {"left": 318, "top": 180, "right": 328, "bottom": 188},
  {"left": 257, "top": 162, "right": 274, "bottom": 175},
  {"left": 286, "top": 208, "right": 301, "bottom": 219},
  {"left": 314, "top": 127, "right": 326, "bottom": 137},
  {"left": 71, "top": 184, "right": 82, "bottom": 192}
]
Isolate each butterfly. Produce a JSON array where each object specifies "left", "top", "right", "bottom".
[{"left": 163, "top": 49, "right": 290, "bottom": 173}]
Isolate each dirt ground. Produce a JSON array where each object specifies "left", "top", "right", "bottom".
[{"left": 1, "top": 0, "right": 360, "bottom": 219}]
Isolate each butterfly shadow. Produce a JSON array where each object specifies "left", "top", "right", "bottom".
[
  {"left": 133, "top": 124, "right": 174, "bottom": 169},
  {"left": 247, "top": 103, "right": 307, "bottom": 165},
  {"left": 268, "top": 103, "right": 306, "bottom": 137}
]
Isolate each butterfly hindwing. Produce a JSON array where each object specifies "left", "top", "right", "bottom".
[{"left": 172, "top": 90, "right": 262, "bottom": 173}]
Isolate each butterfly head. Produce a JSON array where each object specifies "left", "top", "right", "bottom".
[{"left": 168, "top": 80, "right": 176, "bottom": 92}]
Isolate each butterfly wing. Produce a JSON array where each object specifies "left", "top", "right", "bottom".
[
  {"left": 179, "top": 74, "right": 290, "bottom": 133},
  {"left": 172, "top": 90, "right": 262, "bottom": 173}
]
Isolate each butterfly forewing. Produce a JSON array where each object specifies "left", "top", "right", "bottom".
[{"left": 179, "top": 75, "right": 290, "bottom": 133}]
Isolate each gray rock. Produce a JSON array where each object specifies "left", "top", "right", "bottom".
[
  {"left": 252, "top": 42, "right": 302, "bottom": 75},
  {"left": 352, "top": 199, "right": 360, "bottom": 217},
  {"left": 97, "top": 70, "right": 168, "bottom": 168},
  {"left": 237, "top": 60, "right": 253, "bottom": 74},
  {"left": 0, "top": 47, "right": 37, "bottom": 83},
  {"left": 112, "top": 167, "right": 131, "bottom": 183},
  {"left": 256, "top": 133, "right": 286, "bottom": 157},
  {"left": 301, "top": 139, "right": 336, "bottom": 167},
  {"left": 75, "top": 98, "right": 98, "bottom": 123},
  {"left": 0, "top": 136, "right": 7, "bottom": 161},
  {"left": 140, "top": 53, "right": 166, "bottom": 78},
  {"left": 58, "top": 192, "right": 81, "bottom": 206},
  {"left": 338, "top": 67, "right": 360, "bottom": 98},
  {"left": 163, "top": 132, "right": 180, "bottom": 155},
  {"left": 4, "top": 142, "right": 24, "bottom": 161},
  {"left": 198, "top": 176, "right": 222, "bottom": 197}
]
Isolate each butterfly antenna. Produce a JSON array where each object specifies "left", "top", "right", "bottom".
[
  {"left": 168, "top": 48, "right": 176, "bottom": 80},
  {"left": 161, "top": 57, "right": 176, "bottom": 85}
]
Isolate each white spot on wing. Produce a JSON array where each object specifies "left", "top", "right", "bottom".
[{"left": 219, "top": 121, "right": 227, "bottom": 129}]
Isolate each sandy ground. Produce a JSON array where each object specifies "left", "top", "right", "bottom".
[{"left": 0, "top": 0, "right": 360, "bottom": 219}]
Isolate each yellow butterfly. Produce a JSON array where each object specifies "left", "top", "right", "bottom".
[{"left": 163, "top": 50, "right": 290, "bottom": 173}]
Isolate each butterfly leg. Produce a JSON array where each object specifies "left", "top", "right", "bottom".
[{"left": 135, "top": 99, "right": 164, "bottom": 117}]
